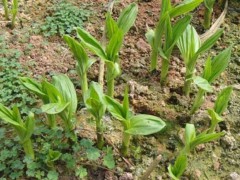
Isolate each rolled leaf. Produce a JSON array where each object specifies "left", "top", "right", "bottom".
[
  {"left": 21, "top": 112, "right": 35, "bottom": 143},
  {"left": 105, "top": 13, "right": 119, "bottom": 39},
  {"left": 0, "top": 104, "right": 21, "bottom": 127},
  {"left": 168, "top": 153, "right": 188, "bottom": 179},
  {"left": 185, "top": 123, "right": 196, "bottom": 147},
  {"left": 214, "top": 86, "right": 232, "bottom": 115}
]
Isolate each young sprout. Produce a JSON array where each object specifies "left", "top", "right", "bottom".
[
  {"left": 203, "top": 0, "right": 216, "bottom": 29},
  {"left": 190, "top": 47, "right": 231, "bottom": 114},
  {"left": 84, "top": 82, "right": 106, "bottom": 149},
  {"left": 63, "top": 35, "right": 96, "bottom": 102},
  {"left": 45, "top": 149, "right": 62, "bottom": 168},
  {"left": 0, "top": 105, "right": 35, "bottom": 159},
  {"left": 147, "top": 0, "right": 203, "bottom": 74},
  {"left": 76, "top": 3, "right": 138, "bottom": 97},
  {"left": 176, "top": 25, "right": 223, "bottom": 95},
  {"left": 2, "top": 0, "right": 9, "bottom": 20},
  {"left": 20, "top": 74, "right": 78, "bottom": 134},
  {"left": 11, "top": 0, "right": 18, "bottom": 29},
  {"left": 168, "top": 123, "right": 225, "bottom": 179},
  {"left": 104, "top": 87, "right": 166, "bottom": 156},
  {"left": 208, "top": 86, "right": 232, "bottom": 133}
]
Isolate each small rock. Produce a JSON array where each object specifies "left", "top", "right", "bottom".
[
  {"left": 220, "top": 131, "right": 237, "bottom": 150},
  {"left": 136, "top": 38, "right": 150, "bottom": 53},
  {"left": 193, "top": 169, "right": 202, "bottom": 179},
  {"left": 233, "top": 84, "right": 240, "bottom": 90},
  {"left": 119, "top": 173, "right": 133, "bottom": 180},
  {"left": 230, "top": 172, "right": 240, "bottom": 180}
]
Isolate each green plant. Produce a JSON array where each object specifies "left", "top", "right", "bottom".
[
  {"left": 84, "top": 82, "right": 106, "bottom": 149},
  {"left": 45, "top": 149, "right": 62, "bottom": 168},
  {"left": 76, "top": 3, "right": 138, "bottom": 97},
  {"left": 63, "top": 35, "right": 96, "bottom": 102},
  {"left": 168, "top": 123, "right": 224, "bottom": 179},
  {"left": 41, "top": 1, "right": 90, "bottom": 36},
  {"left": 10, "top": 0, "right": 18, "bottom": 29},
  {"left": 190, "top": 47, "right": 231, "bottom": 114},
  {"left": 207, "top": 86, "right": 232, "bottom": 133},
  {"left": 2, "top": 0, "right": 9, "bottom": 20},
  {"left": 0, "top": 105, "right": 35, "bottom": 159},
  {"left": 176, "top": 25, "right": 223, "bottom": 95},
  {"left": 203, "top": 0, "right": 216, "bottom": 29},
  {"left": 104, "top": 87, "right": 166, "bottom": 156},
  {"left": 20, "top": 74, "right": 78, "bottom": 133},
  {"left": 147, "top": 0, "right": 203, "bottom": 74}
]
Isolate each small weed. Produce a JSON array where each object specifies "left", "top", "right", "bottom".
[{"left": 41, "top": 1, "right": 91, "bottom": 37}]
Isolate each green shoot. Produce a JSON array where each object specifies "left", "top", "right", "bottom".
[
  {"left": 11, "top": 0, "right": 18, "bottom": 29},
  {"left": 76, "top": 3, "right": 138, "bottom": 97},
  {"left": 2, "top": 0, "right": 9, "bottom": 20},
  {"left": 168, "top": 123, "right": 224, "bottom": 179},
  {"left": 0, "top": 104, "right": 35, "bottom": 159},
  {"left": 203, "top": 0, "right": 216, "bottom": 29},
  {"left": 104, "top": 87, "right": 166, "bottom": 156},
  {"left": 45, "top": 149, "right": 62, "bottom": 168},
  {"left": 176, "top": 25, "right": 223, "bottom": 95},
  {"left": 63, "top": 35, "right": 96, "bottom": 102},
  {"left": 147, "top": 0, "right": 203, "bottom": 73},
  {"left": 190, "top": 47, "right": 231, "bottom": 114},
  {"left": 84, "top": 82, "right": 106, "bottom": 149}
]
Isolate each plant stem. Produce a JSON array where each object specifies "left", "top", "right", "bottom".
[
  {"left": 190, "top": 89, "right": 206, "bottom": 114},
  {"left": 121, "top": 132, "right": 131, "bottom": 157},
  {"left": 2, "top": 0, "right": 9, "bottom": 20},
  {"left": 203, "top": 8, "right": 213, "bottom": 29},
  {"left": 96, "top": 118, "right": 104, "bottom": 149},
  {"left": 22, "top": 139, "right": 35, "bottom": 159},
  {"left": 11, "top": 0, "right": 18, "bottom": 29},
  {"left": 160, "top": 58, "right": 169, "bottom": 85},
  {"left": 150, "top": 48, "right": 158, "bottom": 72},
  {"left": 183, "top": 71, "right": 193, "bottom": 96},
  {"left": 106, "top": 66, "right": 115, "bottom": 97},
  {"left": 47, "top": 114, "right": 56, "bottom": 129},
  {"left": 81, "top": 72, "right": 88, "bottom": 102}
]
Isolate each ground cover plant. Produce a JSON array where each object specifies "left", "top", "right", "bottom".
[{"left": 0, "top": 0, "right": 239, "bottom": 179}]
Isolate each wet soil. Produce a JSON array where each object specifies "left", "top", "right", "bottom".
[{"left": 0, "top": 0, "right": 239, "bottom": 179}]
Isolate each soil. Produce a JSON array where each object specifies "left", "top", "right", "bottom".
[{"left": 0, "top": 0, "right": 239, "bottom": 179}]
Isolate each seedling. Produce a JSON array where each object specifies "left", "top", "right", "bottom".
[
  {"left": 84, "top": 82, "right": 106, "bottom": 149},
  {"left": 208, "top": 86, "right": 232, "bottom": 133},
  {"left": 63, "top": 35, "right": 95, "bottom": 102},
  {"left": 20, "top": 74, "right": 78, "bottom": 132},
  {"left": 190, "top": 47, "right": 231, "bottom": 114},
  {"left": 76, "top": 3, "right": 138, "bottom": 97},
  {"left": 0, "top": 104, "right": 35, "bottom": 159},
  {"left": 203, "top": 0, "right": 216, "bottom": 29},
  {"left": 176, "top": 25, "right": 223, "bottom": 95},
  {"left": 104, "top": 87, "right": 166, "bottom": 156},
  {"left": 168, "top": 123, "right": 224, "bottom": 179},
  {"left": 147, "top": 0, "right": 203, "bottom": 75},
  {"left": 45, "top": 149, "right": 62, "bottom": 168}
]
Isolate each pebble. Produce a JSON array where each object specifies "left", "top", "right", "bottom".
[
  {"left": 220, "top": 131, "right": 237, "bottom": 150},
  {"left": 230, "top": 172, "right": 240, "bottom": 180}
]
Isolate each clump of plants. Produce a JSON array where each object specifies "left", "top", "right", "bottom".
[
  {"left": 1, "top": 0, "right": 18, "bottom": 29},
  {"left": 41, "top": 1, "right": 91, "bottom": 36}
]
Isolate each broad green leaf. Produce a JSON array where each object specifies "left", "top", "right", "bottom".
[
  {"left": 117, "top": 3, "right": 138, "bottom": 34},
  {"left": 103, "top": 153, "right": 115, "bottom": 169},
  {"left": 76, "top": 28, "right": 108, "bottom": 60},
  {"left": 202, "top": 56, "right": 212, "bottom": 81},
  {"left": 193, "top": 76, "right": 213, "bottom": 92},
  {"left": 53, "top": 74, "right": 78, "bottom": 118},
  {"left": 125, "top": 114, "right": 166, "bottom": 135},
  {"left": 195, "top": 29, "right": 223, "bottom": 56},
  {"left": 19, "top": 77, "right": 46, "bottom": 98},
  {"left": 105, "top": 29, "right": 124, "bottom": 61},
  {"left": 105, "top": 13, "right": 118, "bottom": 39},
  {"left": 104, "top": 95, "right": 126, "bottom": 121},
  {"left": 41, "top": 102, "right": 70, "bottom": 115},
  {"left": 75, "top": 166, "right": 87, "bottom": 178},
  {"left": 207, "top": 47, "right": 231, "bottom": 83},
  {"left": 42, "top": 80, "right": 63, "bottom": 103},
  {"left": 63, "top": 35, "right": 93, "bottom": 75},
  {"left": 169, "top": 0, "right": 203, "bottom": 18},
  {"left": 190, "top": 131, "right": 225, "bottom": 150},
  {"left": 21, "top": 112, "right": 35, "bottom": 143},
  {"left": 0, "top": 104, "right": 21, "bottom": 127},
  {"left": 185, "top": 123, "right": 196, "bottom": 147},
  {"left": 168, "top": 153, "right": 187, "bottom": 179},
  {"left": 214, "top": 86, "right": 232, "bottom": 115},
  {"left": 86, "top": 147, "right": 100, "bottom": 161}
]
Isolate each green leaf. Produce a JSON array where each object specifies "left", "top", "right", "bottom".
[
  {"left": 202, "top": 56, "right": 212, "bottom": 81},
  {"left": 47, "top": 171, "right": 59, "bottom": 180},
  {"left": 21, "top": 112, "right": 35, "bottom": 143},
  {"left": 105, "top": 61, "right": 121, "bottom": 81},
  {"left": 207, "top": 47, "right": 231, "bottom": 83},
  {"left": 86, "top": 147, "right": 100, "bottom": 161},
  {"left": 195, "top": 29, "right": 223, "bottom": 56},
  {"left": 103, "top": 153, "right": 115, "bottom": 169},
  {"left": 47, "top": 149, "right": 62, "bottom": 162},
  {"left": 169, "top": 0, "right": 203, "bottom": 18},
  {"left": 184, "top": 123, "right": 196, "bottom": 150},
  {"left": 117, "top": 3, "right": 138, "bottom": 34},
  {"left": 207, "top": 109, "right": 223, "bottom": 129},
  {"left": 41, "top": 80, "right": 63, "bottom": 103},
  {"left": 0, "top": 104, "right": 21, "bottom": 127},
  {"left": 204, "top": 0, "right": 215, "bottom": 10},
  {"left": 76, "top": 27, "right": 108, "bottom": 60},
  {"left": 75, "top": 166, "right": 88, "bottom": 178},
  {"left": 80, "top": 138, "right": 94, "bottom": 148},
  {"left": 214, "top": 86, "right": 232, "bottom": 115},
  {"left": 193, "top": 76, "right": 213, "bottom": 92},
  {"left": 41, "top": 102, "right": 70, "bottom": 114},
  {"left": 106, "top": 29, "right": 124, "bottom": 61},
  {"left": 145, "top": 28, "right": 155, "bottom": 47},
  {"left": 105, "top": 13, "right": 119, "bottom": 39},
  {"left": 168, "top": 153, "right": 187, "bottom": 179},
  {"left": 125, "top": 114, "right": 166, "bottom": 135},
  {"left": 122, "top": 86, "right": 130, "bottom": 120}
]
